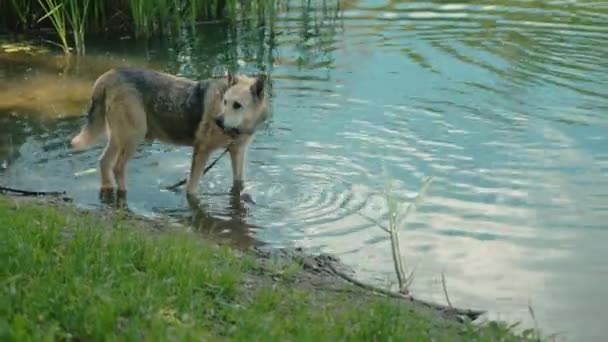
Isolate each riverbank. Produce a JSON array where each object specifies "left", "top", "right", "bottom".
[{"left": 1, "top": 194, "right": 539, "bottom": 341}]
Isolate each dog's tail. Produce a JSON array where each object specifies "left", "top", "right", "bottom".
[{"left": 70, "top": 85, "right": 106, "bottom": 151}]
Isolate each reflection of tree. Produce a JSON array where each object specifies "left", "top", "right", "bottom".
[
  {"left": 152, "top": 0, "right": 343, "bottom": 115},
  {"left": 278, "top": 0, "right": 342, "bottom": 75},
  {"left": 161, "top": 1, "right": 342, "bottom": 78}
]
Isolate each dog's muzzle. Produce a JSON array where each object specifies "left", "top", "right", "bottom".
[{"left": 215, "top": 116, "right": 241, "bottom": 137}]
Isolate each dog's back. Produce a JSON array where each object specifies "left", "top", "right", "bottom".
[{"left": 71, "top": 67, "right": 228, "bottom": 148}]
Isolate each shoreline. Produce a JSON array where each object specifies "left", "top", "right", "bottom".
[{"left": 1, "top": 193, "right": 541, "bottom": 340}]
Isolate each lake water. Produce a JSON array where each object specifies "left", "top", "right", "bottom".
[{"left": 1, "top": 0, "right": 607, "bottom": 340}]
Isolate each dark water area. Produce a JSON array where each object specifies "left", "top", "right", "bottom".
[{"left": 1, "top": 0, "right": 608, "bottom": 340}]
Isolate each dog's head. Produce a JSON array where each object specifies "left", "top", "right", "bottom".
[{"left": 215, "top": 72, "right": 268, "bottom": 137}]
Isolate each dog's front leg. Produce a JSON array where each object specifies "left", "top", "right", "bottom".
[
  {"left": 186, "top": 145, "right": 213, "bottom": 195},
  {"left": 229, "top": 142, "right": 249, "bottom": 190}
]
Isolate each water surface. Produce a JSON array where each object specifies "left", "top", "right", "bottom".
[{"left": 1, "top": 0, "right": 608, "bottom": 340}]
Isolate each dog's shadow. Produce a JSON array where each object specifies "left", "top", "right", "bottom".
[{"left": 98, "top": 187, "right": 264, "bottom": 249}]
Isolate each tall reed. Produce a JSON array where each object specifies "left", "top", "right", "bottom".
[
  {"left": 65, "top": 0, "right": 91, "bottom": 55},
  {"left": 36, "top": 0, "right": 70, "bottom": 54},
  {"left": 128, "top": 0, "right": 151, "bottom": 38},
  {"left": 9, "top": 0, "right": 32, "bottom": 30},
  {"left": 4, "top": 0, "right": 280, "bottom": 54}
]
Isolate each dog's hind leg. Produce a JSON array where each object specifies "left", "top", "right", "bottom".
[
  {"left": 113, "top": 141, "right": 140, "bottom": 192},
  {"left": 111, "top": 99, "right": 147, "bottom": 193},
  {"left": 99, "top": 137, "right": 120, "bottom": 191}
]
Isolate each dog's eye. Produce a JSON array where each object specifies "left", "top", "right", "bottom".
[
  {"left": 233, "top": 102, "right": 242, "bottom": 110},
  {"left": 223, "top": 99, "right": 227, "bottom": 105}
]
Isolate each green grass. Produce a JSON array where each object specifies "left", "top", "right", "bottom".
[{"left": 0, "top": 196, "right": 540, "bottom": 341}]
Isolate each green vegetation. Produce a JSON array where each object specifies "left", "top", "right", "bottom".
[
  {"left": 0, "top": 195, "right": 541, "bottom": 341},
  {"left": 379, "top": 175, "right": 434, "bottom": 294},
  {"left": 1, "top": 0, "right": 275, "bottom": 55},
  {"left": 35, "top": 0, "right": 70, "bottom": 54}
]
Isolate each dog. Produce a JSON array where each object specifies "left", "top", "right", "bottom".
[{"left": 69, "top": 66, "right": 268, "bottom": 195}]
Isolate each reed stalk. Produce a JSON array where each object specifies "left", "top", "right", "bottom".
[
  {"left": 36, "top": 0, "right": 70, "bottom": 54},
  {"left": 9, "top": 0, "right": 31, "bottom": 30},
  {"left": 5, "top": 0, "right": 279, "bottom": 51},
  {"left": 65, "top": 0, "right": 91, "bottom": 55}
]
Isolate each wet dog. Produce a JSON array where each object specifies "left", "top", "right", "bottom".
[{"left": 69, "top": 67, "right": 268, "bottom": 195}]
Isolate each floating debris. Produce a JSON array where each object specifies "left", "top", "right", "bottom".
[{"left": 74, "top": 168, "right": 97, "bottom": 177}]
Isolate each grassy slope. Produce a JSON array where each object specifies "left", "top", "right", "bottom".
[{"left": 0, "top": 196, "right": 536, "bottom": 341}]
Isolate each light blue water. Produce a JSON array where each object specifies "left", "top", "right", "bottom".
[{"left": 1, "top": 0, "right": 607, "bottom": 340}]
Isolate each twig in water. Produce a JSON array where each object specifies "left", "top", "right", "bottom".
[
  {"left": 0, "top": 185, "right": 72, "bottom": 202},
  {"left": 0, "top": 185, "right": 65, "bottom": 197},
  {"left": 163, "top": 146, "right": 231, "bottom": 190},
  {"left": 357, "top": 174, "right": 485, "bottom": 320},
  {"left": 442, "top": 271, "right": 453, "bottom": 308},
  {"left": 526, "top": 301, "right": 543, "bottom": 340}
]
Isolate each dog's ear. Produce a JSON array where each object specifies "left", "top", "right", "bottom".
[
  {"left": 226, "top": 71, "right": 237, "bottom": 86},
  {"left": 250, "top": 74, "right": 266, "bottom": 99}
]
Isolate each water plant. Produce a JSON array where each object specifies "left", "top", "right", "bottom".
[
  {"left": 3, "top": 0, "right": 277, "bottom": 48},
  {"left": 384, "top": 176, "right": 433, "bottom": 293},
  {"left": 65, "top": 0, "right": 91, "bottom": 55},
  {"left": 8, "top": 0, "right": 32, "bottom": 30},
  {"left": 36, "top": 0, "right": 70, "bottom": 54},
  {"left": 359, "top": 173, "right": 434, "bottom": 294}
]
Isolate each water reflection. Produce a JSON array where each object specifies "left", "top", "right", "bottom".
[
  {"left": 94, "top": 186, "right": 263, "bottom": 250},
  {"left": 184, "top": 190, "right": 264, "bottom": 249},
  {"left": 0, "top": 51, "right": 162, "bottom": 119},
  {"left": 0, "top": 115, "right": 25, "bottom": 171}
]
